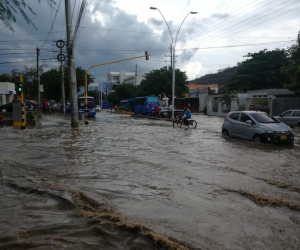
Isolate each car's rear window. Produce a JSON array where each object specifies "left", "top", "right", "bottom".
[
  {"left": 229, "top": 113, "right": 240, "bottom": 121},
  {"left": 250, "top": 113, "right": 278, "bottom": 123},
  {"left": 292, "top": 111, "right": 300, "bottom": 116}
]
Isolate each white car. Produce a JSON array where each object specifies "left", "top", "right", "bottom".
[
  {"left": 159, "top": 106, "right": 170, "bottom": 117},
  {"left": 95, "top": 105, "right": 101, "bottom": 112}
]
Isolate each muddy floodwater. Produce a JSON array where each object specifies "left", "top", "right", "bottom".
[{"left": 0, "top": 111, "right": 300, "bottom": 250}]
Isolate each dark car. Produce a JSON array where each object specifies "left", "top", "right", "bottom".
[
  {"left": 274, "top": 110, "right": 300, "bottom": 128},
  {"left": 222, "top": 111, "right": 294, "bottom": 143},
  {"left": 0, "top": 100, "right": 37, "bottom": 112}
]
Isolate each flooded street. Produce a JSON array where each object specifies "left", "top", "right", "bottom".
[{"left": 0, "top": 111, "right": 300, "bottom": 250}]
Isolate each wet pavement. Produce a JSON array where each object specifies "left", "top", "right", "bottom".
[{"left": 0, "top": 111, "right": 300, "bottom": 249}]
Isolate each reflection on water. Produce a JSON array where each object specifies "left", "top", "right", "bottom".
[{"left": 0, "top": 112, "right": 300, "bottom": 249}]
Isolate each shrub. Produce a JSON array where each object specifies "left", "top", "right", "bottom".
[{"left": 26, "top": 111, "right": 36, "bottom": 119}]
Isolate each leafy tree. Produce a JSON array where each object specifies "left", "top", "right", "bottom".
[
  {"left": 0, "top": 0, "right": 56, "bottom": 31},
  {"left": 115, "top": 83, "right": 136, "bottom": 100},
  {"left": 0, "top": 73, "right": 12, "bottom": 82},
  {"left": 40, "top": 66, "right": 94, "bottom": 101},
  {"left": 106, "top": 91, "right": 118, "bottom": 105},
  {"left": 22, "top": 65, "right": 44, "bottom": 100},
  {"left": 281, "top": 33, "right": 300, "bottom": 94},
  {"left": 226, "top": 49, "right": 289, "bottom": 92},
  {"left": 138, "top": 67, "right": 188, "bottom": 99}
]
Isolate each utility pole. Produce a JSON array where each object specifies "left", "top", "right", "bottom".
[
  {"left": 135, "top": 64, "right": 137, "bottom": 97},
  {"left": 170, "top": 44, "right": 173, "bottom": 69},
  {"left": 37, "top": 48, "right": 40, "bottom": 111},
  {"left": 60, "top": 41, "right": 65, "bottom": 115},
  {"left": 65, "top": 0, "right": 79, "bottom": 127}
]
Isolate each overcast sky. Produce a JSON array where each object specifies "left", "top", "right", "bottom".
[{"left": 0, "top": 0, "right": 299, "bottom": 83}]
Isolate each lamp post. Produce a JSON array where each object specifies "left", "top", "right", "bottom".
[{"left": 150, "top": 7, "right": 197, "bottom": 118}]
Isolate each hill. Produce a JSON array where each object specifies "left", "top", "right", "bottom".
[{"left": 188, "top": 66, "right": 239, "bottom": 91}]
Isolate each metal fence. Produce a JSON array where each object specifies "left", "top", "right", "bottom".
[{"left": 271, "top": 97, "right": 300, "bottom": 116}]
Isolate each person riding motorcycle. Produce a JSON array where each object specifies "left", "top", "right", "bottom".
[{"left": 182, "top": 107, "right": 191, "bottom": 125}]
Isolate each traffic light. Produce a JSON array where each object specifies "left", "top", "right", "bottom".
[
  {"left": 145, "top": 51, "right": 149, "bottom": 60},
  {"left": 17, "top": 82, "right": 23, "bottom": 93}
]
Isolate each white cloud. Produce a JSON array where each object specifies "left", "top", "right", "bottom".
[{"left": 0, "top": 0, "right": 299, "bottom": 83}]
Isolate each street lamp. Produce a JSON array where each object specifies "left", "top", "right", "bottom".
[{"left": 150, "top": 7, "right": 197, "bottom": 118}]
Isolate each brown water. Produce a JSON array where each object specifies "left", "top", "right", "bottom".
[{"left": 0, "top": 112, "right": 300, "bottom": 250}]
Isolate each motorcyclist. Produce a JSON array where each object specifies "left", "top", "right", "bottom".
[{"left": 182, "top": 107, "right": 191, "bottom": 125}]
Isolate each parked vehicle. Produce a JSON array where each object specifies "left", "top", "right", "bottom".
[
  {"left": 102, "top": 100, "right": 111, "bottom": 109},
  {"left": 0, "top": 100, "right": 37, "bottom": 112},
  {"left": 159, "top": 106, "right": 170, "bottom": 117},
  {"left": 274, "top": 109, "right": 300, "bottom": 128},
  {"left": 133, "top": 96, "right": 159, "bottom": 115},
  {"left": 95, "top": 105, "right": 101, "bottom": 112},
  {"left": 222, "top": 111, "right": 294, "bottom": 143},
  {"left": 119, "top": 98, "right": 134, "bottom": 111}
]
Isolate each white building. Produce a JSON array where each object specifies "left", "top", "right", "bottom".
[
  {"left": 107, "top": 70, "right": 145, "bottom": 90},
  {"left": 0, "top": 82, "right": 16, "bottom": 105}
]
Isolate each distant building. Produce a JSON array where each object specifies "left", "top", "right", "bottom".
[
  {"left": 107, "top": 70, "right": 146, "bottom": 90},
  {"left": 0, "top": 82, "right": 16, "bottom": 105}
]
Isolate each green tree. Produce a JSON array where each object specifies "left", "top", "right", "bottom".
[
  {"left": 0, "top": 73, "right": 12, "bottom": 82},
  {"left": 40, "top": 66, "right": 94, "bottom": 101},
  {"left": 115, "top": 83, "right": 136, "bottom": 100},
  {"left": 138, "top": 67, "right": 188, "bottom": 99},
  {"left": 0, "top": 0, "right": 56, "bottom": 31},
  {"left": 22, "top": 65, "right": 45, "bottom": 100},
  {"left": 226, "top": 49, "right": 289, "bottom": 92},
  {"left": 281, "top": 33, "right": 300, "bottom": 94},
  {"left": 106, "top": 91, "right": 118, "bottom": 105}
]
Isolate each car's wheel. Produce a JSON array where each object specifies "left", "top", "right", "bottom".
[
  {"left": 253, "top": 134, "right": 261, "bottom": 142},
  {"left": 222, "top": 129, "right": 229, "bottom": 136}
]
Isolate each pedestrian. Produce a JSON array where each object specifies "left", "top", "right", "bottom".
[
  {"left": 43, "top": 99, "right": 49, "bottom": 115},
  {"left": 0, "top": 113, "right": 4, "bottom": 128},
  {"left": 65, "top": 103, "right": 70, "bottom": 116},
  {"left": 52, "top": 102, "right": 57, "bottom": 115},
  {"left": 154, "top": 105, "right": 160, "bottom": 117}
]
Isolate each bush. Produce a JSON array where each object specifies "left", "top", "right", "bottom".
[{"left": 26, "top": 111, "right": 36, "bottom": 119}]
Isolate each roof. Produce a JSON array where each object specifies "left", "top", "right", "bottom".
[{"left": 246, "top": 89, "right": 294, "bottom": 95}]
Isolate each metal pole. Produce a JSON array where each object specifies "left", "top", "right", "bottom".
[
  {"left": 37, "top": 48, "right": 40, "bottom": 111},
  {"left": 60, "top": 42, "right": 65, "bottom": 115},
  {"left": 135, "top": 64, "right": 137, "bottom": 97},
  {"left": 150, "top": 8, "right": 197, "bottom": 119},
  {"left": 172, "top": 44, "right": 175, "bottom": 119},
  {"left": 100, "top": 83, "right": 102, "bottom": 107}
]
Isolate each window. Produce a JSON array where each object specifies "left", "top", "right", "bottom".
[
  {"left": 282, "top": 111, "right": 292, "bottom": 117},
  {"left": 292, "top": 111, "right": 300, "bottom": 117},
  {"left": 229, "top": 113, "right": 240, "bottom": 121},
  {"left": 240, "top": 113, "right": 251, "bottom": 123}
]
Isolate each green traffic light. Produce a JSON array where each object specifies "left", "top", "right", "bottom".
[{"left": 17, "top": 82, "right": 23, "bottom": 93}]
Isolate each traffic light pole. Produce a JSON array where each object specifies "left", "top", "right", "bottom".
[
  {"left": 84, "top": 53, "right": 150, "bottom": 125},
  {"left": 20, "top": 74, "right": 26, "bottom": 129},
  {"left": 13, "top": 74, "right": 26, "bottom": 129}
]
